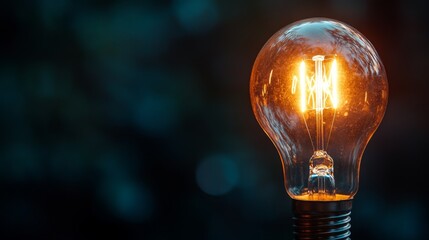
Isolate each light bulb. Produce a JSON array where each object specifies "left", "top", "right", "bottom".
[{"left": 250, "top": 18, "right": 388, "bottom": 238}]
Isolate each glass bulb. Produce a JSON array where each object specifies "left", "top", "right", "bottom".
[{"left": 250, "top": 18, "right": 388, "bottom": 201}]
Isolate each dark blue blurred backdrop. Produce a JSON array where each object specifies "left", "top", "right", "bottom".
[{"left": 1, "top": 0, "right": 428, "bottom": 239}]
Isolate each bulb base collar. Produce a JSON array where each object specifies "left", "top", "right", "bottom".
[{"left": 292, "top": 199, "right": 352, "bottom": 240}]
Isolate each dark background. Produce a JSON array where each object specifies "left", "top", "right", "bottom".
[{"left": 1, "top": 0, "right": 428, "bottom": 239}]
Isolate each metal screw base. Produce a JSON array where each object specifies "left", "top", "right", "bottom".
[{"left": 292, "top": 199, "right": 352, "bottom": 240}]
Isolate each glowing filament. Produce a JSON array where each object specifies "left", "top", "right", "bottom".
[
  {"left": 292, "top": 56, "right": 339, "bottom": 112},
  {"left": 300, "top": 61, "right": 306, "bottom": 112},
  {"left": 331, "top": 59, "right": 338, "bottom": 108}
]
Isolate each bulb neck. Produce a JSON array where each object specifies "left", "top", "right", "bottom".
[{"left": 292, "top": 199, "right": 352, "bottom": 240}]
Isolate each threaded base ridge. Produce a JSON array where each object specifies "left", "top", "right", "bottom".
[{"left": 292, "top": 199, "right": 352, "bottom": 240}]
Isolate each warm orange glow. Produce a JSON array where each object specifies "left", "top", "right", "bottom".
[
  {"left": 293, "top": 193, "right": 350, "bottom": 201},
  {"left": 292, "top": 56, "right": 339, "bottom": 112},
  {"left": 300, "top": 61, "right": 306, "bottom": 112},
  {"left": 331, "top": 59, "right": 338, "bottom": 108}
]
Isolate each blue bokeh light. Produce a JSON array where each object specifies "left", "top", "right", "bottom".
[{"left": 196, "top": 154, "right": 239, "bottom": 196}]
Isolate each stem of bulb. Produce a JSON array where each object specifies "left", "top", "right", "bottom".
[
  {"left": 308, "top": 150, "right": 335, "bottom": 200},
  {"left": 306, "top": 55, "right": 336, "bottom": 200},
  {"left": 308, "top": 106, "right": 335, "bottom": 199}
]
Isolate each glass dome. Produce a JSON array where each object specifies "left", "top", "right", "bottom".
[{"left": 250, "top": 18, "right": 388, "bottom": 201}]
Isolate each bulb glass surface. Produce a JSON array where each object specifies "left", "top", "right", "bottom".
[{"left": 250, "top": 18, "right": 388, "bottom": 201}]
